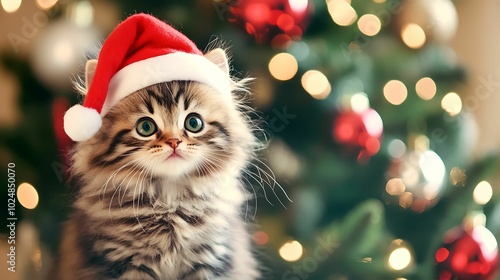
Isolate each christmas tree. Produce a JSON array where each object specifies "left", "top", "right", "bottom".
[{"left": 1, "top": 0, "right": 499, "bottom": 279}]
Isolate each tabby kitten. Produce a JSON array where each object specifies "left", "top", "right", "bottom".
[{"left": 55, "top": 49, "right": 261, "bottom": 280}]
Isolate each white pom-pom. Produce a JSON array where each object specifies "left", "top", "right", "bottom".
[{"left": 63, "top": 104, "right": 102, "bottom": 142}]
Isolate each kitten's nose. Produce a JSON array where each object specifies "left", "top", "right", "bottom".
[{"left": 166, "top": 138, "right": 182, "bottom": 149}]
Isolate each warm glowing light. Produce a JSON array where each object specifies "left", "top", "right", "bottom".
[
  {"left": 419, "top": 150, "right": 446, "bottom": 200},
  {"left": 268, "top": 53, "right": 298, "bottom": 81},
  {"left": 36, "top": 0, "right": 57, "bottom": 10},
  {"left": 301, "top": 70, "right": 331, "bottom": 99},
  {"left": 472, "top": 226, "right": 498, "bottom": 261},
  {"left": 386, "top": 178, "right": 406, "bottom": 196},
  {"left": 17, "top": 183, "right": 39, "bottom": 209},
  {"left": 450, "top": 167, "right": 467, "bottom": 187},
  {"left": 414, "top": 134, "right": 430, "bottom": 151},
  {"left": 279, "top": 240, "right": 303, "bottom": 262},
  {"left": 401, "top": 23, "right": 426, "bottom": 49},
  {"left": 53, "top": 39, "right": 75, "bottom": 67},
  {"left": 288, "top": 0, "right": 308, "bottom": 13},
  {"left": 1, "top": 0, "right": 22, "bottom": 13},
  {"left": 383, "top": 80, "right": 407, "bottom": 105},
  {"left": 388, "top": 139, "right": 406, "bottom": 158},
  {"left": 399, "top": 192, "right": 413, "bottom": 209},
  {"left": 415, "top": 77, "right": 437, "bottom": 100},
  {"left": 71, "top": 0, "right": 94, "bottom": 27},
  {"left": 441, "top": 92, "right": 462, "bottom": 116},
  {"left": 473, "top": 181, "right": 493, "bottom": 205},
  {"left": 327, "top": 0, "right": 358, "bottom": 27},
  {"left": 351, "top": 93, "right": 369, "bottom": 113},
  {"left": 471, "top": 213, "right": 487, "bottom": 229},
  {"left": 357, "top": 14, "right": 381, "bottom": 36},
  {"left": 388, "top": 247, "right": 412, "bottom": 270},
  {"left": 253, "top": 231, "right": 269, "bottom": 246}
]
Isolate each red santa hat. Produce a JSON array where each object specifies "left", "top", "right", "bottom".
[{"left": 64, "top": 13, "right": 231, "bottom": 141}]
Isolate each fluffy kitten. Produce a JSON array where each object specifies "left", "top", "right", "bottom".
[{"left": 55, "top": 49, "right": 261, "bottom": 280}]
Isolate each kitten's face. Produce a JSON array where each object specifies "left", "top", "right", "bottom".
[{"left": 77, "top": 81, "right": 253, "bottom": 181}]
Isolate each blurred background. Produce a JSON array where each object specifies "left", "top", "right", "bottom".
[{"left": 1, "top": 0, "right": 500, "bottom": 279}]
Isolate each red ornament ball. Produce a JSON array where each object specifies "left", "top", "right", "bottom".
[
  {"left": 435, "top": 225, "right": 499, "bottom": 280},
  {"left": 229, "top": 0, "right": 311, "bottom": 47},
  {"left": 333, "top": 108, "right": 383, "bottom": 159}
]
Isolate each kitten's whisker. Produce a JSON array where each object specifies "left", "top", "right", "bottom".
[
  {"left": 117, "top": 156, "right": 150, "bottom": 205},
  {"left": 133, "top": 155, "right": 159, "bottom": 231},
  {"left": 100, "top": 148, "right": 148, "bottom": 198},
  {"left": 106, "top": 153, "right": 154, "bottom": 216},
  {"left": 240, "top": 168, "right": 274, "bottom": 207},
  {"left": 195, "top": 154, "right": 256, "bottom": 219},
  {"left": 249, "top": 159, "right": 292, "bottom": 206},
  {"left": 191, "top": 150, "right": 260, "bottom": 218}
]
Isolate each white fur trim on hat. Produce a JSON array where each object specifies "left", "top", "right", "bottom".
[
  {"left": 64, "top": 104, "right": 102, "bottom": 141},
  {"left": 101, "top": 52, "right": 231, "bottom": 116}
]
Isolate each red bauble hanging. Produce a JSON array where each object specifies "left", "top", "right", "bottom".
[
  {"left": 228, "top": 0, "right": 311, "bottom": 47},
  {"left": 435, "top": 225, "right": 499, "bottom": 280},
  {"left": 332, "top": 108, "right": 383, "bottom": 161}
]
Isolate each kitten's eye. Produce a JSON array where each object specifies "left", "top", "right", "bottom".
[
  {"left": 184, "top": 113, "right": 204, "bottom": 133},
  {"left": 136, "top": 117, "right": 157, "bottom": 137}
]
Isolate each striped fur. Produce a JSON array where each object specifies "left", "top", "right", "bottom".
[{"left": 55, "top": 79, "right": 260, "bottom": 280}]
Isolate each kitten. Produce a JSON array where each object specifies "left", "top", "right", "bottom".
[{"left": 54, "top": 49, "right": 261, "bottom": 280}]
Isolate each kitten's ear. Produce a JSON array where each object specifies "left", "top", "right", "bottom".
[
  {"left": 85, "top": 59, "right": 98, "bottom": 92},
  {"left": 204, "top": 48, "right": 230, "bottom": 77}
]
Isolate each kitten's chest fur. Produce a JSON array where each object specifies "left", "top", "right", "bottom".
[{"left": 57, "top": 179, "right": 257, "bottom": 280}]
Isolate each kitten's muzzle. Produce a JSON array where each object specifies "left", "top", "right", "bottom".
[{"left": 166, "top": 138, "right": 182, "bottom": 149}]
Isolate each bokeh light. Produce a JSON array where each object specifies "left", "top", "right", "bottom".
[
  {"left": 268, "top": 53, "right": 298, "bottom": 81},
  {"left": 401, "top": 23, "right": 426, "bottom": 49},
  {"left": 70, "top": 0, "right": 94, "bottom": 27},
  {"left": 383, "top": 80, "right": 407, "bottom": 105},
  {"left": 386, "top": 178, "right": 406, "bottom": 196},
  {"left": 473, "top": 181, "right": 493, "bottom": 205},
  {"left": 17, "top": 182, "right": 39, "bottom": 209},
  {"left": 288, "top": 0, "right": 308, "bottom": 13},
  {"left": 277, "top": 14, "right": 295, "bottom": 32},
  {"left": 473, "top": 226, "right": 498, "bottom": 261},
  {"left": 357, "top": 14, "right": 381, "bottom": 36},
  {"left": 414, "top": 134, "right": 430, "bottom": 151},
  {"left": 279, "top": 240, "right": 304, "bottom": 262},
  {"left": 435, "top": 247, "right": 450, "bottom": 263},
  {"left": 419, "top": 150, "right": 446, "bottom": 200},
  {"left": 36, "top": 0, "right": 57, "bottom": 10},
  {"left": 327, "top": 0, "right": 357, "bottom": 27},
  {"left": 399, "top": 192, "right": 413, "bottom": 209},
  {"left": 450, "top": 167, "right": 467, "bottom": 187},
  {"left": 350, "top": 93, "right": 369, "bottom": 113},
  {"left": 415, "top": 77, "right": 437, "bottom": 100},
  {"left": 387, "top": 239, "right": 413, "bottom": 271},
  {"left": 301, "top": 70, "right": 331, "bottom": 99},
  {"left": 1, "top": 0, "right": 22, "bottom": 13},
  {"left": 253, "top": 231, "right": 269, "bottom": 246},
  {"left": 388, "top": 139, "right": 406, "bottom": 158},
  {"left": 441, "top": 92, "right": 462, "bottom": 116}
]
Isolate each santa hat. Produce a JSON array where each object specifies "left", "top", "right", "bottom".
[{"left": 64, "top": 13, "right": 231, "bottom": 142}]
